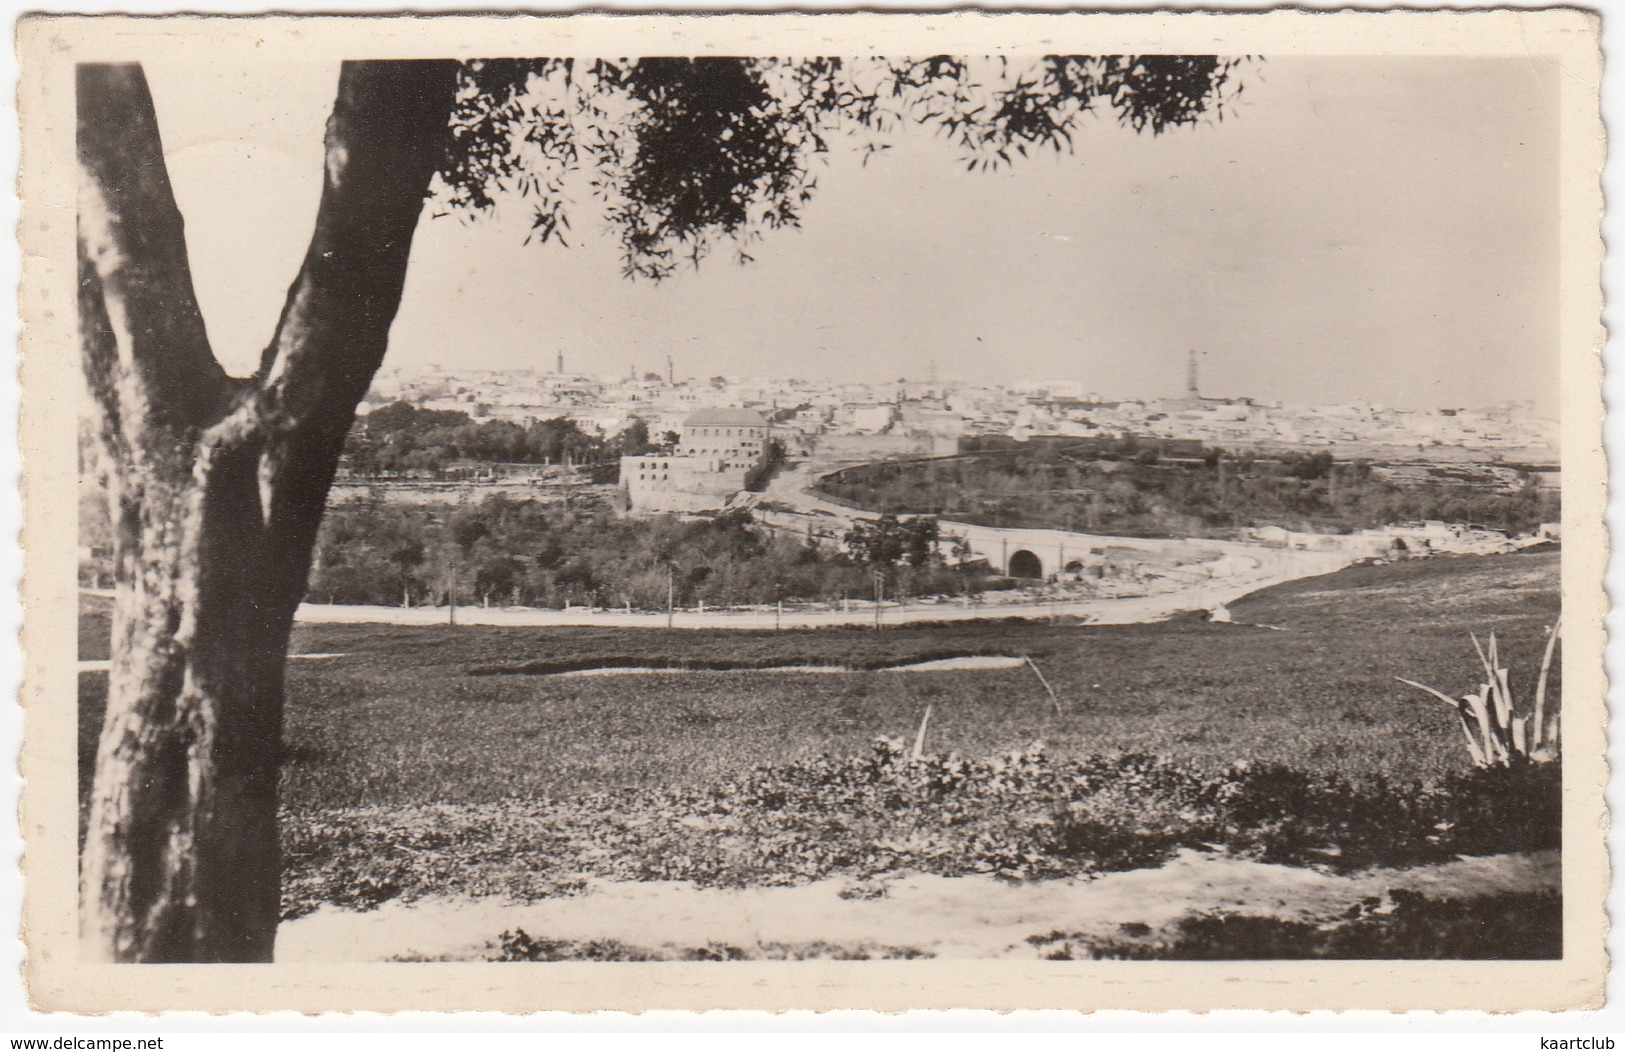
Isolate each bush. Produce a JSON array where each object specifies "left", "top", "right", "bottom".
[
  {"left": 1049, "top": 889, "right": 1561, "bottom": 961},
  {"left": 1437, "top": 762, "right": 1562, "bottom": 857},
  {"left": 1206, "top": 763, "right": 1443, "bottom": 871},
  {"left": 496, "top": 930, "right": 657, "bottom": 962}
]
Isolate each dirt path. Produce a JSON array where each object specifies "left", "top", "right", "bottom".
[
  {"left": 287, "top": 548, "right": 1353, "bottom": 629},
  {"left": 277, "top": 850, "right": 1557, "bottom": 962}
]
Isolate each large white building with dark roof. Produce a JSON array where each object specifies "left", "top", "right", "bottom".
[
  {"left": 679, "top": 407, "right": 773, "bottom": 467},
  {"left": 621, "top": 407, "right": 774, "bottom": 512}
]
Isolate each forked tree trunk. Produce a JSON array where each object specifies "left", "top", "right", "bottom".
[{"left": 77, "top": 60, "right": 457, "bottom": 962}]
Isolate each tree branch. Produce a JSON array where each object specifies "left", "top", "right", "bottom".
[
  {"left": 256, "top": 61, "right": 460, "bottom": 395},
  {"left": 77, "top": 63, "right": 238, "bottom": 436},
  {"left": 247, "top": 60, "right": 460, "bottom": 589}
]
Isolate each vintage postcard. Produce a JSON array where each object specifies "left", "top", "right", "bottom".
[{"left": 16, "top": 10, "right": 1606, "bottom": 1013}]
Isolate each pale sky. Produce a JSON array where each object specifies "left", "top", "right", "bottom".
[{"left": 145, "top": 55, "right": 1561, "bottom": 413}]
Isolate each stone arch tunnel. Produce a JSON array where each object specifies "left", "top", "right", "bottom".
[{"left": 1006, "top": 548, "right": 1044, "bottom": 579}]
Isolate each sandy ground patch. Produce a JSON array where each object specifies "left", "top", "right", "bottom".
[
  {"left": 555, "top": 656, "right": 1029, "bottom": 677},
  {"left": 277, "top": 849, "right": 1557, "bottom": 962}
]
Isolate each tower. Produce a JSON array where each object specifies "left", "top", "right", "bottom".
[
  {"left": 556, "top": 351, "right": 564, "bottom": 375},
  {"left": 667, "top": 355, "right": 674, "bottom": 385},
  {"left": 1186, "top": 349, "right": 1201, "bottom": 401}
]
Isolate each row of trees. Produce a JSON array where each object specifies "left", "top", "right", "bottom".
[
  {"left": 819, "top": 445, "right": 1557, "bottom": 538},
  {"left": 306, "top": 499, "right": 995, "bottom": 610},
  {"left": 343, "top": 401, "right": 663, "bottom": 476}
]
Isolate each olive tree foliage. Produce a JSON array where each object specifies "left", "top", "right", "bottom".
[
  {"left": 77, "top": 52, "right": 1244, "bottom": 963},
  {"left": 437, "top": 55, "right": 1248, "bottom": 278}
]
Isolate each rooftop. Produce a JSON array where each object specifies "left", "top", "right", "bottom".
[{"left": 684, "top": 407, "right": 769, "bottom": 427}]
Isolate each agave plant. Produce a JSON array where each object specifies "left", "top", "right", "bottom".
[{"left": 1398, "top": 617, "right": 1561, "bottom": 767}]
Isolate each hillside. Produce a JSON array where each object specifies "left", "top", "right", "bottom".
[{"left": 815, "top": 444, "right": 1555, "bottom": 538}]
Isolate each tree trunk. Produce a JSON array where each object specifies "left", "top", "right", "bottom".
[{"left": 77, "top": 60, "right": 457, "bottom": 962}]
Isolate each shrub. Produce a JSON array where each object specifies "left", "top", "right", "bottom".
[
  {"left": 1044, "top": 890, "right": 1561, "bottom": 961},
  {"left": 1206, "top": 763, "right": 1444, "bottom": 871},
  {"left": 1437, "top": 761, "right": 1562, "bottom": 857},
  {"left": 495, "top": 930, "right": 657, "bottom": 962}
]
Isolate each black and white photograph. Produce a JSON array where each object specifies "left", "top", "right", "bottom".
[{"left": 17, "top": 10, "right": 1606, "bottom": 1013}]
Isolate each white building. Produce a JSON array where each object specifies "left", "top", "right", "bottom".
[{"left": 621, "top": 408, "right": 774, "bottom": 513}]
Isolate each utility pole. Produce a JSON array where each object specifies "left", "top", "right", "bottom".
[
  {"left": 873, "top": 569, "right": 885, "bottom": 631},
  {"left": 667, "top": 565, "right": 675, "bottom": 630}
]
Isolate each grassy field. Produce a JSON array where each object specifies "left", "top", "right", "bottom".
[
  {"left": 80, "top": 549, "right": 1560, "bottom": 808},
  {"left": 77, "top": 549, "right": 1564, "bottom": 942}
]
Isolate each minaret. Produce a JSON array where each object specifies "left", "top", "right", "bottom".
[
  {"left": 667, "top": 355, "right": 674, "bottom": 385},
  {"left": 556, "top": 351, "right": 564, "bottom": 375},
  {"left": 1186, "top": 349, "right": 1201, "bottom": 401}
]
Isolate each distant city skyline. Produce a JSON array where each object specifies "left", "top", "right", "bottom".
[
  {"left": 379, "top": 359, "right": 1549, "bottom": 417},
  {"left": 147, "top": 54, "right": 1561, "bottom": 416}
]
